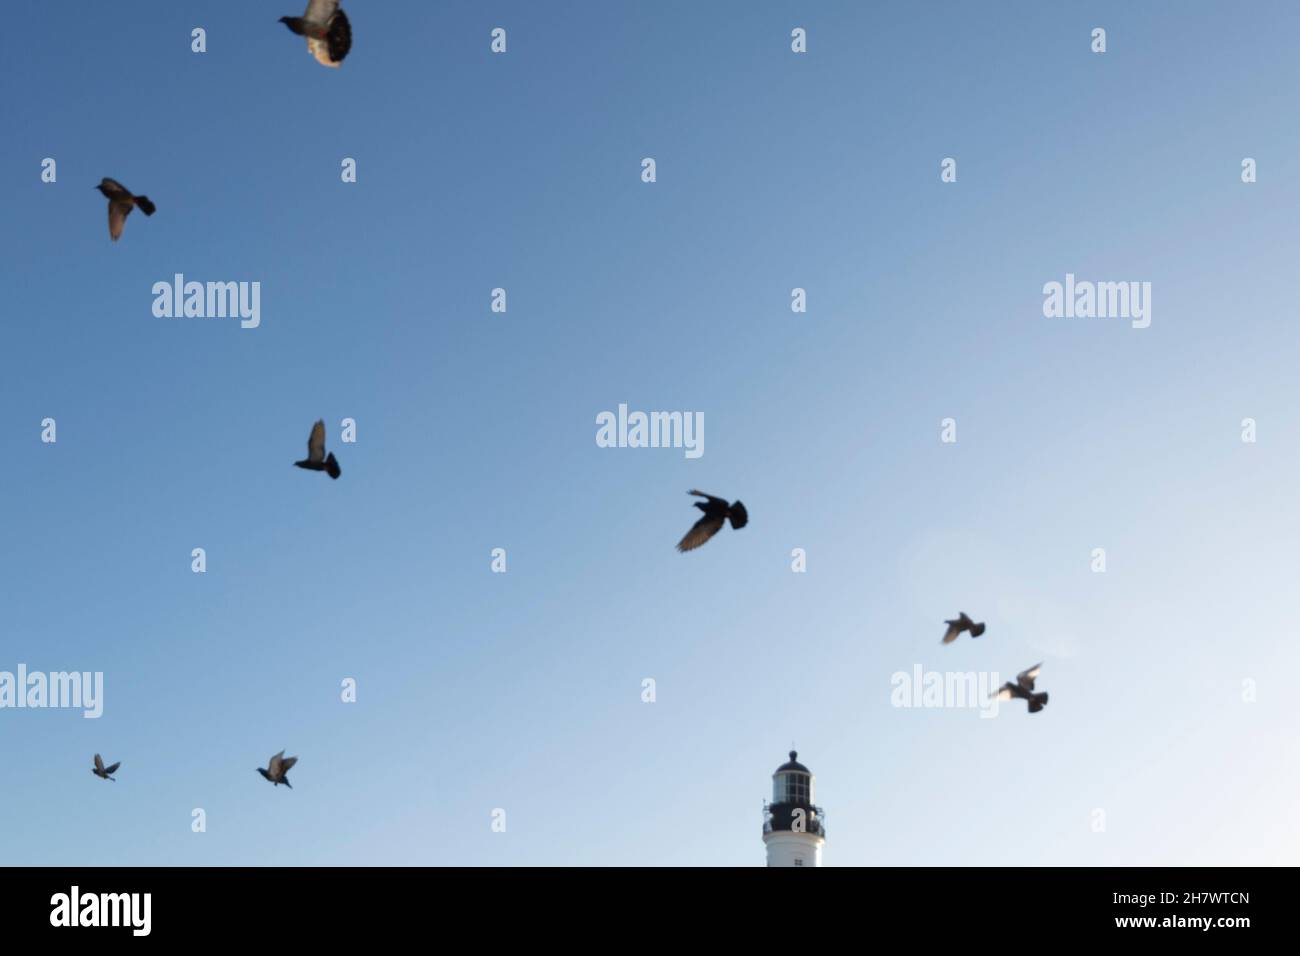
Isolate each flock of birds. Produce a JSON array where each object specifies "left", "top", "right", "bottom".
[
  {"left": 87, "top": 421, "right": 334, "bottom": 785},
  {"left": 92, "top": 1, "right": 351, "bottom": 243},
  {"left": 83, "top": 2, "right": 1044, "bottom": 794},
  {"left": 93, "top": 3, "right": 351, "bottom": 240},
  {"left": 85, "top": 7, "right": 347, "bottom": 788},
  {"left": 940, "top": 613, "right": 1048, "bottom": 711},
  {"left": 85, "top": 493, "right": 1043, "bottom": 788},
  {"left": 676, "top": 500, "right": 1051, "bottom": 715},
  {"left": 86, "top": 497, "right": 1045, "bottom": 787},
  {"left": 92, "top": 751, "right": 298, "bottom": 788}
]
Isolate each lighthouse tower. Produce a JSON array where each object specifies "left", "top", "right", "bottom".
[{"left": 762, "top": 750, "right": 826, "bottom": 867}]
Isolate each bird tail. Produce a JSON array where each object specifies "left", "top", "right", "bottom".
[
  {"left": 728, "top": 501, "right": 748, "bottom": 529},
  {"left": 134, "top": 196, "right": 156, "bottom": 216},
  {"left": 282, "top": 778, "right": 293, "bottom": 789},
  {"left": 970, "top": 622, "right": 986, "bottom": 637},
  {"left": 325, "top": 453, "right": 341, "bottom": 480},
  {"left": 1029, "top": 692, "right": 1048, "bottom": 713}
]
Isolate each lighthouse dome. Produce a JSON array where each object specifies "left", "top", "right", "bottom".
[{"left": 776, "top": 750, "right": 810, "bottom": 774}]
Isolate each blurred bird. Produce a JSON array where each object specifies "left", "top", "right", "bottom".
[
  {"left": 676, "top": 490, "right": 748, "bottom": 552},
  {"left": 294, "top": 420, "right": 341, "bottom": 479},
  {"left": 91, "top": 754, "right": 120, "bottom": 782},
  {"left": 257, "top": 750, "right": 298, "bottom": 788},
  {"left": 280, "top": 1, "right": 352, "bottom": 67},
  {"left": 993, "top": 663, "right": 1049, "bottom": 713},
  {"left": 95, "top": 178, "right": 155, "bottom": 241},
  {"left": 941, "top": 612, "right": 986, "bottom": 644}
]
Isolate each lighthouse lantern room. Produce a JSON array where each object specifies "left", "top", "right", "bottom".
[{"left": 762, "top": 750, "right": 826, "bottom": 867}]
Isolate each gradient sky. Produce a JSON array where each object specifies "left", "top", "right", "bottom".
[{"left": 2, "top": 1, "right": 1298, "bottom": 866}]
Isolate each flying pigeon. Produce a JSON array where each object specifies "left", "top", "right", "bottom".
[
  {"left": 941, "top": 612, "right": 986, "bottom": 644},
  {"left": 95, "top": 178, "right": 155, "bottom": 241},
  {"left": 294, "top": 420, "right": 341, "bottom": 479},
  {"left": 257, "top": 750, "right": 298, "bottom": 788},
  {"left": 993, "top": 663, "right": 1049, "bottom": 713},
  {"left": 91, "top": 754, "right": 120, "bottom": 782},
  {"left": 280, "top": 1, "right": 352, "bottom": 68},
  {"left": 676, "top": 490, "right": 748, "bottom": 552}
]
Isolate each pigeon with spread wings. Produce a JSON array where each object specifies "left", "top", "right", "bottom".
[
  {"left": 993, "top": 663, "right": 1049, "bottom": 713},
  {"left": 257, "top": 750, "right": 298, "bottom": 788},
  {"left": 676, "top": 491, "right": 748, "bottom": 552},
  {"left": 96, "top": 178, "right": 155, "bottom": 241},
  {"left": 92, "top": 754, "right": 120, "bottom": 781},
  {"left": 294, "top": 420, "right": 341, "bottom": 479},
  {"left": 280, "top": 0, "right": 352, "bottom": 67},
  {"left": 941, "top": 612, "right": 986, "bottom": 644}
]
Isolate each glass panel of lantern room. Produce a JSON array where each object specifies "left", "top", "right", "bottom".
[
  {"left": 775, "top": 772, "right": 812, "bottom": 804},
  {"left": 773, "top": 774, "right": 789, "bottom": 803}
]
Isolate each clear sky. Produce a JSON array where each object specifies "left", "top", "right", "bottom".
[{"left": 1, "top": 1, "right": 1298, "bottom": 866}]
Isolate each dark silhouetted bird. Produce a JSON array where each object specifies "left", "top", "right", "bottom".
[
  {"left": 257, "top": 750, "right": 298, "bottom": 788},
  {"left": 993, "top": 663, "right": 1049, "bottom": 713},
  {"left": 96, "top": 178, "right": 155, "bottom": 241},
  {"left": 92, "top": 754, "right": 120, "bottom": 781},
  {"left": 941, "top": 612, "right": 986, "bottom": 644},
  {"left": 676, "top": 490, "right": 748, "bottom": 552},
  {"left": 280, "top": 0, "right": 352, "bottom": 67},
  {"left": 294, "top": 420, "right": 341, "bottom": 479}
]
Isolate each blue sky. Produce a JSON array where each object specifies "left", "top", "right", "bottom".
[{"left": 1, "top": 1, "right": 1298, "bottom": 865}]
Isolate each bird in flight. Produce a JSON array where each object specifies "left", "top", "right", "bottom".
[
  {"left": 96, "top": 178, "right": 155, "bottom": 241},
  {"left": 294, "top": 420, "right": 341, "bottom": 479},
  {"left": 280, "top": 1, "right": 352, "bottom": 68},
  {"left": 941, "top": 612, "right": 986, "bottom": 644},
  {"left": 91, "top": 754, "right": 120, "bottom": 782},
  {"left": 257, "top": 751, "right": 298, "bottom": 789},
  {"left": 993, "top": 663, "right": 1049, "bottom": 713},
  {"left": 676, "top": 490, "right": 748, "bottom": 552}
]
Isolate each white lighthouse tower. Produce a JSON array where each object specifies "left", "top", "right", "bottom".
[{"left": 762, "top": 750, "right": 826, "bottom": 867}]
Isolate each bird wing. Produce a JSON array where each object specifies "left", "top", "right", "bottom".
[
  {"left": 677, "top": 514, "right": 725, "bottom": 552},
  {"left": 306, "top": 420, "right": 326, "bottom": 463},
  {"left": 687, "top": 490, "right": 728, "bottom": 507},
  {"left": 994, "top": 683, "right": 1027, "bottom": 701},
  {"left": 280, "top": 756, "right": 298, "bottom": 773},
  {"left": 727, "top": 501, "right": 748, "bottom": 529},
  {"left": 269, "top": 751, "right": 285, "bottom": 776},
  {"left": 108, "top": 200, "right": 131, "bottom": 241},
  {"left": 104, "top": 762, "right": 120, "bottom": 775},
  {"left": 941, "top": 621, "right": 961, "bottom": 644},
  {"left": 304, "top": 0, "right": 340, "bottom": 23},
  {"left": 1017, "top": 663, "right": 1042, "bottom": 690},
  {"left": 94, "top": 754, "right": 105, "bottom": 772}
]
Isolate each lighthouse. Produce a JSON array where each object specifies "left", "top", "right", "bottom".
[{"left": 762, "top": 750, "right": 826, "bottom": 867}]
